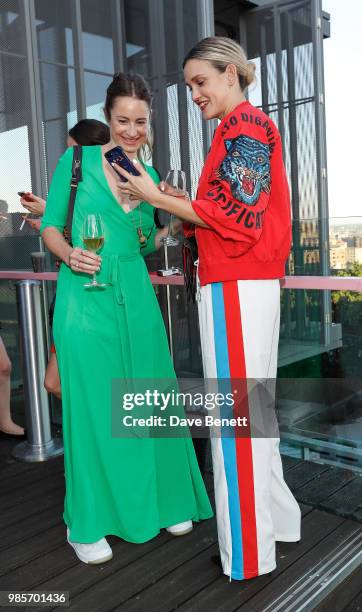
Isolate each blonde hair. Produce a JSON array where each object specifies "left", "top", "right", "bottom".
[{"left": 183, "top": 36, "right": 255, "bottom": 91}]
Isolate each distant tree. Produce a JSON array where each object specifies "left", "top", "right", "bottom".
[{"left": 332, "top": 262, "right": 362, "bottom": 304}]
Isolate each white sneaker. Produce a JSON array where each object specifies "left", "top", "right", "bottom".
[
  {"left": 166, "top": 520, "right": 193, "bottom": 536},
  {"left": 66, "top": 528, "right": 113, "bottom": 564}
]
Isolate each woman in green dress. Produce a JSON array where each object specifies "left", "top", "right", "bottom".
[{"left": 41, "top": 73, "right": 212, "bottom": 565}]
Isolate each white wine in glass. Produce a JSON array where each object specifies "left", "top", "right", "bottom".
[
  {"left": 160, "top": 169, "right": 186, "bottom": 247},
  {"left": 83, "top": 214, "right": 106, "bottom": 288}
]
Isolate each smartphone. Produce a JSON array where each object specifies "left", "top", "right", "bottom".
[
  {"left": 18, "top": 191, "right": 33, "bottom": 202},
  {"left": 157, "top": 267, "right": 181, "bottom": 276},
  {"left": 104, "top": 146, "right": 140, "bottom": 182}
]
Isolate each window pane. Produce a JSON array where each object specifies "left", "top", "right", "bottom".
[
  {"left": 124, "top": 0, "right": 151, "bottom": 77},
  {"left": 163, "top": 0, "right": 178, "bottom": 74},
  {"left": 85, "top": 71, "right": 112, "bottom": 122},
  {"left": 0, "top": 54, "right": 32, "bottom": 215},
  {"left": 0, "top": 126, "right": 32, "bottom": 216},
  {"left": 163, "top": 0, "right": 200, "bottom": 74},
  {"left": 39, "top": 63, "right": 77, "bottom": 182},
  {"left": 35, "top": 0, "right": 74, "bottom": 65},
  {"left": 81, "top": 0, "right": 114, "bottom": 73},
  {"left": 0, "top": 0, "right": 25, "bottom": 56}
]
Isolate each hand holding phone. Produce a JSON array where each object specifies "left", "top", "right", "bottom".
[
  {"left": 18, "top": 192, "right": 45, "bottom": 216},
  {"left": 104, "top": 146, "right": 140, "bottom": 182},
  {"left": 18, "top": 191, "right": 33, "bottom": 202}
]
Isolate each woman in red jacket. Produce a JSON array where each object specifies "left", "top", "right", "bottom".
[{"left": 117, "top": 36, "right": 301, "bottom": 581}]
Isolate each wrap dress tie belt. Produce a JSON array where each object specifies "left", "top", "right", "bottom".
[{"left": 101, "top": 252, "right": 143, "bottom": 379}]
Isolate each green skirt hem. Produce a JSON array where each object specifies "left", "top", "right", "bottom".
[{"left": 63, "top": 511, "right": 214, "bottom": 545}]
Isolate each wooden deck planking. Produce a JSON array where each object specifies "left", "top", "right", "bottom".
[
  {"left": 318, "top": 476, "right": 362, "bottom": 519},
  {"left": 238, "top": 520, "right": 361, "bottom": 612},
  {"left": 316, "top": 567, "right": 362, "bottom": 612},
  {"left": 293, "top": 466, "right": 357, "bottom": 506},
  {"left": 284, "top": 461, "right": 330, "bottom": 490},
  {"left": 166, "top": 510, "right": 344, "bottom": 612},
  {"left": 1, "top": 439, "right": 361, "bottom": 612}
]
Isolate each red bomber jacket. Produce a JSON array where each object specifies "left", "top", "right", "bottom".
[{"left": 190, "top": 99, "right": 292, "bottom": 286}]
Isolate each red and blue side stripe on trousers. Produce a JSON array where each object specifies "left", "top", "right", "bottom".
[{"left": 211, "top": 281, "right": 258, "bottom": 580}]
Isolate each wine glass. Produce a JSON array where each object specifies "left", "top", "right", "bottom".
[
  {"left": 160, "top": 170, "right": 187, "bottom": 247},
  {"left": 83, "top": 214, "right": 106, "bottom": 288}
]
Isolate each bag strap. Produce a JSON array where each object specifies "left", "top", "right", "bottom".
[
  {"left": 65, "top": 145, "right": 82, "bottom": 246},
  {"left": 152, "top": 166, "right": 165, "bottom": 229}
]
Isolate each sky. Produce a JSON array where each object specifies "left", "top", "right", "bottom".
[{"left": 323, "top": 0, "right": 362, "bottom": 218}]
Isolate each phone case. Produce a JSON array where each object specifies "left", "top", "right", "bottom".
[
  {"left": 18, "top": 192, "right": 33, "bottom": 202},
  {"left": 104, "top": 146, "right": 140, "bottom": 182}
]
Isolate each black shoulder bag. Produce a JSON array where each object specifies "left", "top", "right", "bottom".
[
  {"left": 49, "top": 145, "right": 82, "bottom": 328},
  {"left": 65, "top": 144, "right": 83, "bottom": 246}
]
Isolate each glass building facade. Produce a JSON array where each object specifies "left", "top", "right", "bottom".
[
  {"left": 3, "top": 0, "right": 360, "bottom": 472},
  {"left": 0, "top": 0, "right": 213, "bottom": 384},
  {"left": 0, "top": 0, "right": 331, "bottom": 367},
  {"left": 0, "top": 0, "right": 330, "bottom": 374}
]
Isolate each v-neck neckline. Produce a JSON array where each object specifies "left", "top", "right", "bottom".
[{"left": 98, "top": 145, "right": 142, "bottom": 217}]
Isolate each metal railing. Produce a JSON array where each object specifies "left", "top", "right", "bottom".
[{"left": 1, "top": 270, "right": 362, "bottom": 463}]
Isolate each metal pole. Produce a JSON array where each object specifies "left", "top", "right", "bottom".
[
  {"left": 259, "top": 21, "right": 269, "bottom": 113},
  {"left": 197, "top": 0, "right": 217, "bottom": 156},
  {"left": 148, "top": 0, "right": 170, "bottom": 177},
  {"left": 111, "top": 0, "right": 127, "bottom": 73},
  {"left": 273, "top": 6, "right": 286, "bottom": 151},
  {"left": 312, "top": 0, "right": 331, "bottom": 346},
  {"left": 286, "top": 11, "right": 305, "bottom": 338},
  {"left": 175, "top": 2, "right": 191, "bottom": 180},
  {"left": 23, "top": 0, "right": 47, "bottom": 198},
  {"left": 12, "top": 280, "right": 63, "bottom": 462},
  {"left": 72, "top": 0, "right": 87, "bottom": 120},
  {"left": 24, "top": 1, "right": 51, "bottom": 355}
]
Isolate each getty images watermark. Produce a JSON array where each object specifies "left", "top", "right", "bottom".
[
  {"left": 111, "top": 378, "right": 279, "bottom": 438},
  {"left": 121, "top": 387, "right": 248, "bottom": 427}
]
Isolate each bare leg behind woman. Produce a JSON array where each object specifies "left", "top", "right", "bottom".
[
  {"left": 44, "top": 352, "right": 62, "bottom": 399},
  {"left": 0, "top": 336, "right": 24, "bottom": 435}
]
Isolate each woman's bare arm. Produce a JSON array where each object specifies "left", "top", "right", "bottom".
[{"left": 42, "top": 227, "right": 100, "bottom": 274}]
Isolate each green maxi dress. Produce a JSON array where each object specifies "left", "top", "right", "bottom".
[{"left": 41, "top": 145, "right": 212, "bottom": 544}]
